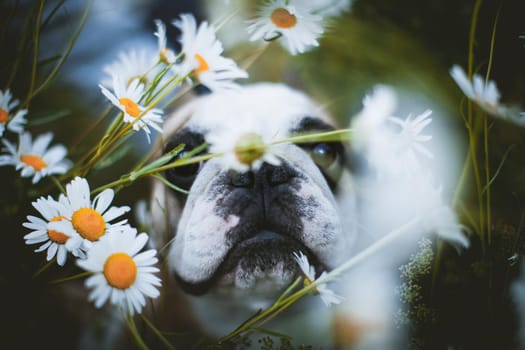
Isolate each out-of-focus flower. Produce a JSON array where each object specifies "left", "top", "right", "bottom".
[
  {"left": 449, "top": 65, "right": 515, "bottom": 119},
  {"left": 388, "top": 109, "right": 434, "bottom": 159},
  {"left": 209, "top": 129, "right": 280, "bottom": 172},
  {"left": 100, "top": 76, "right": 163, "bottom": 143},
  {"left": 0, "top": 89, "right": 27, "bottom": 137},
  {"left": 247, "top": 0, "right": 324, "bottom": 55},
  {"left": 293, "top": 251, "right": 344, "bottom": 307},
  {"left": 306, "top": 0, "right": 352, "bottom": 17},
  {"left": 49, "top": 177, "right": 131, "bottom": 251},
  {"left": 173, "top": 14, "right": 248, "bottom": 91},
  {"left": 154, "top": 19, "right": 176, "bottom": 65},
  {"left": 102, "top": 50, "right": 156, "bottom": 88},
  {"left": 512, "top": 260, "right": 525, "bottom": 348},
  {"left": 77, "top": 230, "right": 161, "bottom": 315},
  {"left": 23, "top": 195, "right": 84, "bottom": 266},
  {"left": 0, "top": 132, "right": 71, "bottom": 184}
]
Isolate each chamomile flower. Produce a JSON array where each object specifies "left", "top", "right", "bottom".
[
  {"left": 102, "top": 50, "right": 157, "bottom": 88},
  {"left": 450, "top": 65, "right": 507, "bottom": 117},
  {"left": 154, "top": 19, "right": 177, "bottom": 65},
  {"left": 247, "top": 0, "right": 324, "bottom": 55},
  {"left": 0, "top": 132, "right": 71, "bottom": 184},
  {"left": 100, "top": 75, "right": 163, "bottom": 143},
  {"left": 48, "top": 177, "right": 131, "bottom": 250},
  {"left": 388, "top": 109, "right": 434, "bottom": 159},
  {"left": 209, "top": 130, "right": 280, "bottom": 172},
  {"left": 23, "top": 195, "right": 84, "bottom": 266},
  {"left": 173, "top": 14, "right": 248, "bottom": 91},
  {"left": 0, "top": 89, "right": 27, "bottom": 137},
  {"left": 77, "top": 230, "right": 161, "bottom": 315},
  {"left": 293, "top": 251, "right": 344, "bottom": 307}
]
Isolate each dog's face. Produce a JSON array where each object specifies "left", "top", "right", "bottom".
[{"left": 152, "top": 83, "right": 356, "bottom": 301}]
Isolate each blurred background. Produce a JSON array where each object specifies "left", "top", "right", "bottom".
[{"left": 1, "top": 0, "right": 524, "bottom": 348}]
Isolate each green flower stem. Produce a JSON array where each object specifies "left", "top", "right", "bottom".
[
  {"left": 50, "top": 271, "right": 93, "bottom": 284},
  {"left": 23, "top": 0, "right": 45, "bottom": 109},
  {"left": 32, "top": 258, "right": 56, "bottom": 279},
  {"left": 124, "top": 313, "right": 150, "bottom": 350},
  {"left": 218, "top": 217, "right": 421, "bottom": 344},
  {"left": 271, "top": 129, "right": 352, "bottom": 146},
  {"left": 140, "top": 314, "right": 177, "bottom": 350},
  {"left": 32, "top": 0, "right": 93, "bottom": 98}
]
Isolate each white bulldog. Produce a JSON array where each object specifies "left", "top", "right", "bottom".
[{"left": 150, "top": 83, "right": 357, "bottom": 339}]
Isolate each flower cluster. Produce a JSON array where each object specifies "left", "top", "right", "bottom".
[
  {"left": 23, "top": 177, "right": 160, "bottom": 315},
  {"left": 247, "top": 0, "right": 351, "bottom": 55}
]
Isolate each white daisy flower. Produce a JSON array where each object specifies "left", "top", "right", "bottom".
[
  {"left": 388, "top": 109, "right": 434, "bottom": 159},
  {"left": 77, "top": 230, "right": 161, "bottom": 315},
  {"left": 102, "top": 49, "right": 157, "bottom": 88},
  {"left": 0, "top": 89, "right": 27, "bottom": 137},
  {"left": 450, "top": 65, "right": 508, "bottom": 117},
  {"left": 154, "top": 19, "right": 177, "bottom": 65},
  {"left": 209, "top": 130, "right": 281, "bottom": 172},
  {"left": 0, "top": 132, "right": 71, "bottom": 184},
  {"left": 22, "top": 195, "right": 84, "bottom": 266},
  {"left": 247, "top": 0, "right": 324, "bottom": 55},
  {"left": 48, "top": 177, "right": 131, "bottom": 250},
  {"left": 100, "top": 75, "right": 163, "bottom": 143},
  {"left": 173, "top": 13, "right": 248, "bottom": 92},
  {"left": 293, "top": 251, "right": 344, "bottom": 307}
]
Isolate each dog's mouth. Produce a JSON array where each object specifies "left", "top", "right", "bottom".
[{"left": 175, "top": 230, "right": 324, "bottom": 295}]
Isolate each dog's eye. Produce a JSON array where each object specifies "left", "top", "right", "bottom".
[
  {"left": 308, "top": 142, "right": 344, "bottom": 183},
  {"left": 164, "top": 130, "right": 207, "bottom": 191},
  {"left": 165, "top": 150, "right": 204, "bottom": 190},
  {"left": 311, "top": 143, "right": 337, "bottom": 168}
]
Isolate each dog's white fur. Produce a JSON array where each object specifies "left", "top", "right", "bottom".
[{"left": 151, "top": 83, "right": 357, "bottom": 340}]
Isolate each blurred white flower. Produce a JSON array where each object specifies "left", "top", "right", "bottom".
[
  {"left": 23, "top": 195, "right": 84, "bottom": 266},
  {"left": 77, "top": 230, "right": 161, "bottom": 315},
  {"left": 306, "top": 0, "right": 352, "bottom": 17},
  {"left": 0, "top": 132, "right": 71, "bottom": 183},
  {"left": 100, "top": 75, "right": 164, "bottom": 143},
  {"left": 154, "top": 19, "right": 176, "bottom": 65},
  {"left": 173, "top": 14, "right": 248, "bottom": 91},
  {"left": 293, "top": 251, "right": 344, "bottom": 307},
  {"left": 449, "top": 65, "right": 520, "bottom": 121},
  {"left": 209, "top": 128, "right": 280, "bottom": 172},
  {"left": 512, "top": 261, "right": 525, "bottom": 348},
  {"left": 102, "top": 49, "right": 157, "bottom": 88},
  {"left": 49, "top": 177, "right": 132, "bottom": 251},
  {"left": 0, "top": 89, "right": 27, "bottom": 137},
  {"left": 388, "top": 109, "right": 434, "bottom": 159},
  {"left": 247, "top": 0, "right": 324, "bottom": 55}
]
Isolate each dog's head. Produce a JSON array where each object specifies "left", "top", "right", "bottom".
[{"left": 151, "top": 83, "right": 356, "bottom": 301}]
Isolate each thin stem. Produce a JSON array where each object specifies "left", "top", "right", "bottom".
[
  {"left": 23, "top": 0, "right": 45, "bottom": 109},
  {"left": 125, "top": 314, "right": 150, "bottom": 350},
  {"left": 50, "top": 271, "right": 93, "bottom": 284},
  {"left": 140, "top": 314, "right": 177, "bottom": 350}
]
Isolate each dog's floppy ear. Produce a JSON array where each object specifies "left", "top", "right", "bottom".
[{"left": 149, "top": 97, "right": 200, "bottom": 250}]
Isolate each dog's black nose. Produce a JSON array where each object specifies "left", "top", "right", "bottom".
[{"left": 230, "top": 163, "right": 294, "bottom": 188}]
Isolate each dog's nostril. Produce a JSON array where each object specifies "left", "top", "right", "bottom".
[
  {"left": 231, "top": 171, "right": 255, "bottom": 187},
  {"left": 267, "top": 165, "right": 292, "bottom": 186}
]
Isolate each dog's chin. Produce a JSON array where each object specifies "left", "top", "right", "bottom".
[{"left": 175, "top": 230, "right": 324, "bottom": 296}]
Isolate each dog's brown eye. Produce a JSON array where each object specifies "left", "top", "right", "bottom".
[{"left": 311, "top": 143, "right": 337, "bottom": 168}]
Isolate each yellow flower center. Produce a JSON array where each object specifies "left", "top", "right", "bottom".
[
  {"left": 119, "top": 97, "right": 141, "bottom": 118},
  {"left": 234, "top": 132, "right": 266, "bottom": 166},
  {"left": 47, "top": 216, "right": 69, "bottom": 244},
  {"left": 20, "top": 154, "right": 47, "bottom": 171},
  {"left": 72, "top": 208, "right": 106, "bottom": 241},
  {"left": 0, "top": 108, "right": 8, "bottom": 123},
  {"left": 103, "top": 253, "right": 137, "bottom": 289},
  {"left": 160, "top": 48, "right": 172, "bottom": 64},
  {"left": 271, "top": 8, "right": 297, "bottom": 29},
  {"left": 194, "top": 53, "right": 210, "bottom": 75}
]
